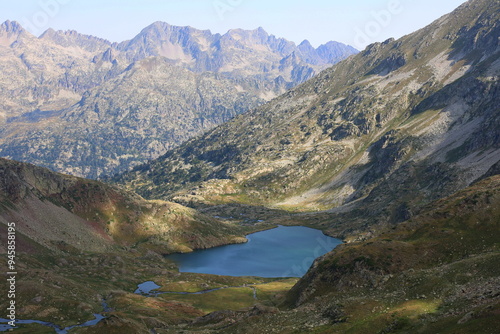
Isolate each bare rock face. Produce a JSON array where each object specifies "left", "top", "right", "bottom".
[
  {"left": 0, "top": 20, "right": 26, "bottom": 46},
  {"left": 0, "top": 22, "right": 357, "bottom": 178},
  {"left": 39, "top": 28, "right": 112, "bottom": 53}
]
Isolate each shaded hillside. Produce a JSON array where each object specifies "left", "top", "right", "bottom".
[
  {"left": 116, "top": 0, "right": 500, "bottom": 234},
  {"left": 0, "top": 158, "right": 283, "bottom": 333},
  {"left": 0, "top": 21, "right": 357, "bottom": 178},
  {"left": 0, "top": 158, "right": 246, "bottom": 254}
]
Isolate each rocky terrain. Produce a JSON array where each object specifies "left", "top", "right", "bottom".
[
  {"left": 0, "top": 21, "right": 357, "bottom": 178},
  {"left": 116, "top": 0, "right": 500, "bottom": 237},
  {"left": 0, "top": 0, "right": 499, "bottom": 333},
  {"left": 0, "top": 157, "right": 291, "bottom": 333}
]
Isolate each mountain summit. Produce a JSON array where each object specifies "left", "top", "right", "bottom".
[
  {"left": 0, "top": 20, "right": 27, "bottom": 46},
  {"left": 115, "top": 22, "right": 356, "bottom": 81}
]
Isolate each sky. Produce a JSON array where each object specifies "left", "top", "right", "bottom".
[{"left": 1, "top": 0, "right": 467, "bottom": 50}]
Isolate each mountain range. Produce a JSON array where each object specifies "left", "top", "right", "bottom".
[
  {"left": 0, "top": 21, "right": 357, "bottom": 178},
  {"left": 0, "top": 0, "right": 499, "bottom": 332}
]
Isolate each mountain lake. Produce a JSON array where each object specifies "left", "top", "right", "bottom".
[{"left": 166, "top": 225, "right": 342, "bottom": 277}]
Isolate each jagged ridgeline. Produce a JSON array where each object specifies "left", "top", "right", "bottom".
[
  {"left": 0, "top": 21, "right": 357, "bottom": 178},
  {"left": 115, "top": 0, "right": 499, "bottom": 228}
]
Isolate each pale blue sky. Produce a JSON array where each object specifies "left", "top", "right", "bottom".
[{"left": 1, "top": 0, "right": 467, "bottom": 49}]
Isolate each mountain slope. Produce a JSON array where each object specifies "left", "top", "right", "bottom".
[
  {"left": 0, "top": 21, "right": 357, "bottom": 178},
  {"left": 0, "top": 21, "right": 116, "bottom": 120},
  {"left": 115, "top": 0, "right": 500, "bottom": 234},
  {"left": 1, "top": 58, "right": 264, "bottom": 178},
  {"left": 0, "top": 158, "right": 246, "bottom": 254}
]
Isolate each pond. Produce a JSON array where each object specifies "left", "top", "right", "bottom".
[{"left": 166, "top": 225, "right": 342, "bottom": 277}]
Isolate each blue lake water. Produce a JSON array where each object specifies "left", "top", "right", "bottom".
[{"left": 166, "top": 225, "right": 342, "bottom": 278}]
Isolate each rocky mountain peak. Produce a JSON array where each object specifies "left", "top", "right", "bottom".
[
  {"left": 255, "top": 26, "right": 267, "bottom": 33},
  {"left": 39, "top": 27, "right": 112, "bottom": 53},
  {"left": 316, "top": 41, "right": 358, "bottom": 63},
  {"left": 297, "top": 39, "right": 323, "bottom": 65},
  {"left": 116, "top": 21, "right": 216, "bottom": 64},
  {"left": 134, "top": 21, "right": 213, "bottom": 41},
  {"left": 225, "top": 27, "right": 270, "bottom": 44},
  {"left": 297, "top": 39, "right": 359, "bottom": 66},
  {"left": 140, "top": 21, "right": 180, "bottom": 39},
  {"left": 38, "top": 27, "right": 57, "bottom": 38},
  {"left": 0, "top": 20, "right": 28, "bottom": 46},
  {"left": 298, "top": 39, "right": 314, "bottom": 49},
  {"left": 0, "top": 20, "right": 24, "bottom": 34}
]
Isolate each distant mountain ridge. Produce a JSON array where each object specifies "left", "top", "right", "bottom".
[
  {"left": 39, "top": 27, "right": 113, "bottom": 53},
  {"left": 0, "top": 20, "right": 358, "bottom": 178},
  {"left": 114, "top": 22, "right": 357, "bottom": 75}
]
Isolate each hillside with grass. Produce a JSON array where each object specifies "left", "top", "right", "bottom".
[{"left": 0, "top": 158, "right": 248, "bottom": 255}]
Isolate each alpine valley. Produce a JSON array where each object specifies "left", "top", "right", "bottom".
[{"left": 0, "top": 0, "right": 499, "bottom": 333}]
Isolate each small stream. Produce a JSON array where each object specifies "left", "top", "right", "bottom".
[
  {"left": 135, "top": 281, "right": 260, "bottom": 299},
  {"left": 0, "top": 280, "right": 262, "bottom": 333},
  {"left": 0, "top": 300, "right": 109, "bottom": 333}
]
